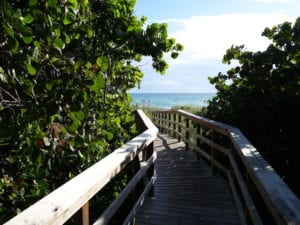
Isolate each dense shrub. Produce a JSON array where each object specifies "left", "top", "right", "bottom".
[
  {"left": 0, "top": 0, "right": 182, "bottom": 222},
  {"left": 203, "top": 18, "right": 300, "bottom": 195}
]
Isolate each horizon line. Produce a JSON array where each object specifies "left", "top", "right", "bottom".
[{"left": 129, "top": 91, "right": 217, "bottom": 94}]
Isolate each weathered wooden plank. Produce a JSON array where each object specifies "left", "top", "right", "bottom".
[
  {"left": 135, "top": 134, "right": 241, "bottom": 225},
  {"left": 226, "top": 175, "right": 247, "bottom": 225},
  {"left": 82, "top": 202, "right": 89, "bottom": 225},
  {"left": 4, "top": 110, "right": 158, "bottom": 225},
  {"left": 193, "top": 132, "right": 231, "bottom": 156},
  {"left": 229, "top": 128, "right": 300, "bottom": 225},
  {"left": 93, "top": 153, "right": 157, "bottom": 225},
  {"left": 151, "top": 110, "right": 300, "bottom": 225},
  {"left": 137, "top": 203, "right": 239, "bottom": 219},
  {"left": 152, "top": 110, "right": 233, "bottom": 135},
  {"left": 123, "top": 177, "right": 156, "bottom": 225},
  {"left": 229, "top": 155, "right": 263, "bottom": 225}
]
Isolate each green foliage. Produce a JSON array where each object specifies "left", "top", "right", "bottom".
[
  {"left": 0, "top": 0, "right": 182, "bottom": 222},
  {"left": 204, "top": 18, "right": 300, "bottom": 194}
]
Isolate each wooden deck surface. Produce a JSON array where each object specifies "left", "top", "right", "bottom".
[{"left": 135, "top": 134, "right": 241, "bottom": 225}]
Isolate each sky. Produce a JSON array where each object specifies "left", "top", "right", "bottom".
[{"left": 130, "top": 0, "right": 299, "bottom": 93}]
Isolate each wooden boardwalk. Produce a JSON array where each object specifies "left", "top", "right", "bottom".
[{"left": 135, "top": 134, "right": 241, "bottom": 225}]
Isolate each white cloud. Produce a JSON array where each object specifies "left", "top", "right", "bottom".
[
  {"left": 168, "top": 13, "right": 294, "bottom": 65},
  {"left": 133, "top": 13, "right": 297, "bottom": 93}
]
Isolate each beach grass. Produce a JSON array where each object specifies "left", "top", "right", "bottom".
[
  {"left": 170, "top": 105, "right": 205, "bottom": 114},
  {"left": 132, "top": 104, "right": 205, "bottom": 115}
]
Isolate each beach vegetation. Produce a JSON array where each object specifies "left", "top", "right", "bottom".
[
  {"left": 203, "top": 17, "right": 300, "bottom": 196},
  {"left": 0, "top": 0, "right": 182, "bottom": 222},
  {"left": 170, "top": 105, "right": 205, "bottom": 114}
]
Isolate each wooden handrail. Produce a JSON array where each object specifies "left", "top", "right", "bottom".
[
  {"left": 151, "top": 110, "right": 300, "bottom": 225},
  {"left": 4, "top": 109, "right": 158, "bottom": 225}
]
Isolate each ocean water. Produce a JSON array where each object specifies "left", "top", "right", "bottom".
[{"left": 130, "top": 93, "right": 216, "bottom": 108}]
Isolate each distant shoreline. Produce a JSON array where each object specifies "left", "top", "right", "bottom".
[
  {"left": 129, "top": 92, "right": 216, "bottom": 94},
  {"left": 130, "top": 92, "right": 215, "bottom": 109}
]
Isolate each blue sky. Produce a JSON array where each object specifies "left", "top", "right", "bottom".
[{"left": 131, "top": 0, "right": 299, "bottom": 93}]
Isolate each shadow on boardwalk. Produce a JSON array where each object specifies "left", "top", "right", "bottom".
[{"left": 136, "top": 134, "right": 241, "bottom": 225}]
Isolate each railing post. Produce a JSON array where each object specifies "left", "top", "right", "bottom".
[
  {"left": 70, "top": 205, "right": 89, "bottom": 225},
  {"left": 173, "top": 113, "right": 176, "bottom": 138},
  {"left": 211, "top": 130, "right": 216, "bottom": 175},
  {"left": 156, "top": 113, "right": 159, "bottom": 131},
  {"left": 145, "top": 142, "right": 155, "bottom": 197},
  {"left": 161, "top": 112, "right": 164, "bottom": 133},
  {"left": 196, "top": 124, "right": 202, "bottom": 161},
  {"left": 157, "top": 113, "right": 159, "bottom": 130},
  {"left": 185, "top": 118, "right": 190, "bottom": 150},
  {"left": 162, "top": 112, "right": 165, "bottom": 132},
  {"left": 152, "top": 112, "right": 155, "bottom": 125},
  {"left": 159, "top": 113, "right": 162, "bottom": 133},
  {"left": 178, "top": 114, "right": 182, "bottom": 142},
  {"left": 168, "top": 113, "right": 172, "bottom": 136},
  {"left": 135, "top": 110, "right": 147, "bottom": 132},
  {"left": 165, "top": 113, "right": 168, "bottom": 134},
  {"left": 155, "top": 112, "right": 161, "bottom": 130},
  {"left": 82, "top": 202, "right": 89, "bottom": 225}
]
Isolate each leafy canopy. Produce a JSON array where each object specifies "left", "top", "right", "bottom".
[
  {"left": 0, "top": 0, "right": 183, "bottom": 222},
  {"left": 204, "top": 17, "right": 300, "bottom": 194}
]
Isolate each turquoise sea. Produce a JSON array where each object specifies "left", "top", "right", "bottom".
[{"left": 130, "top": 93, "right": 216, "bottom": 109}]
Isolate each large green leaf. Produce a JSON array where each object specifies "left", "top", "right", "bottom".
[
  {"left": 48, "top": 0, "right": 57, "bottom": 7},
  {"left": 68, "top": 0, "right": 78, "bottom": 9},
  {"left": 87, "top": 29, "right": 93, "bottom": 38},
  {"left": 68, "top": 111, "right": 84, "bottom": 122},
  {"left": 63, "top": 12, "right": 75, "bottom": 25},
  {"left": 74, "top": 111, "right": 84, "bottom": 120},
  {"left": 23, "top": 13, "right": 34, "bottom": 24},
  {"left": 53, "top": 39, "right": 65, "bottom": 49},
  {"left": 96, "top": 56, "right": 109, "bottom": 71},
  {"left": 88, "top": 74, "right": 105, "bottom": 92},
  {"left": 171, "top": 52, "right": 179, "bottom": 59},
  {"left": 29, "top": 0, "right": 38, "bottom": 6},
  {"left": 68, "top": 111, "right": 84, "bottom": 132},
  {"left": 3, "top": 24, "right": 14, "bottom": 38},
  {"left": 104, "top": 131, "right": 113, "bottom": 140},
  {"left": 69, "top": 122, "right": 79, "bottom": 132},
  {"left": 64, "top": 33, "right": 71, "bottom": 44},
  {"left": 25, "top": 63, "right": 37, "bottom": 75},
  {"left": 8, "top": 37, "right": 19, "bottom": 54},
  {"left": 22, "top": 35, "right": 33, "bottom": 44}
]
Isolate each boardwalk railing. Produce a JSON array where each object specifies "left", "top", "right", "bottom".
[
  {"left": 151, "top": 110, "right": 300, "bottom": 225},
  {"left": 5, "top": 110, "right": 158, "bottom": 225}
]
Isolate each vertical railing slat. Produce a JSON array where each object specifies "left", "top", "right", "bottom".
[
  {"left": 4, "top": 110, "right": 158, "bottom": 225},
  {"left": 168, "top": 113, "right": 172, "bottom": 136},
  {"left": 178, "top": 114, "right": 182, "bottom": 142},
  {"left": 196, "top": 124, "right": 202, "bottom": 161},
  {"left": 185, "top": 118, "right": 190, "bottom": 150},
  {"left": 211, "top": 130, "right": 216, "bottom": 174},
  {"left": 150, "top": 110, "right": 300, "bottom": 225},
  {"left": 82, "top": 202, "right": 89, "bottom": 225},
  {"left": 173, "top": 113, "right": 176, "bottom": 138}
]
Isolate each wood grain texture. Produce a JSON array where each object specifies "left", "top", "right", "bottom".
[
  {"left": 135, "top": 134, "right": 241, "bottom": 225},
  {"left": 4, "top": 110, "right": 158, "bottom": 225},
  {"left": 229, "top": 128, "right": 300, "bottom": 225},
  {"left": 152, "top": 110, "right": 300, "bottom": 225}
]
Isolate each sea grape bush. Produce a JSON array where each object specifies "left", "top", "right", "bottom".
[
  {"left": 0, "top": 0, "right": 183, "bottom": 222},
  {"left": 204, "top": 18, "right": 300, "bottom": 195}
]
